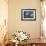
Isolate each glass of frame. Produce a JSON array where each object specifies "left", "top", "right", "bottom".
[{"left": 21, "top": 9, "right": 36, "bottom": 21}]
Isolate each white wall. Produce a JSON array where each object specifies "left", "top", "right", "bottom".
[{"left": 8, "top": 0, "right": 41, "bottom": 39}]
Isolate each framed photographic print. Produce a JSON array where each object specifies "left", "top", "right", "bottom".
[{"left": 21, "top": 9, "right": 36, "bottom": 21}]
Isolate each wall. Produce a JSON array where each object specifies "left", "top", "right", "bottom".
[{"left": 8, "top": 0, "right": 41, "bottom": 39}]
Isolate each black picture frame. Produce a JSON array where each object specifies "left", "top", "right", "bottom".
[{"left": 21, "top": 9, "right": 36, "bottom": 21}]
